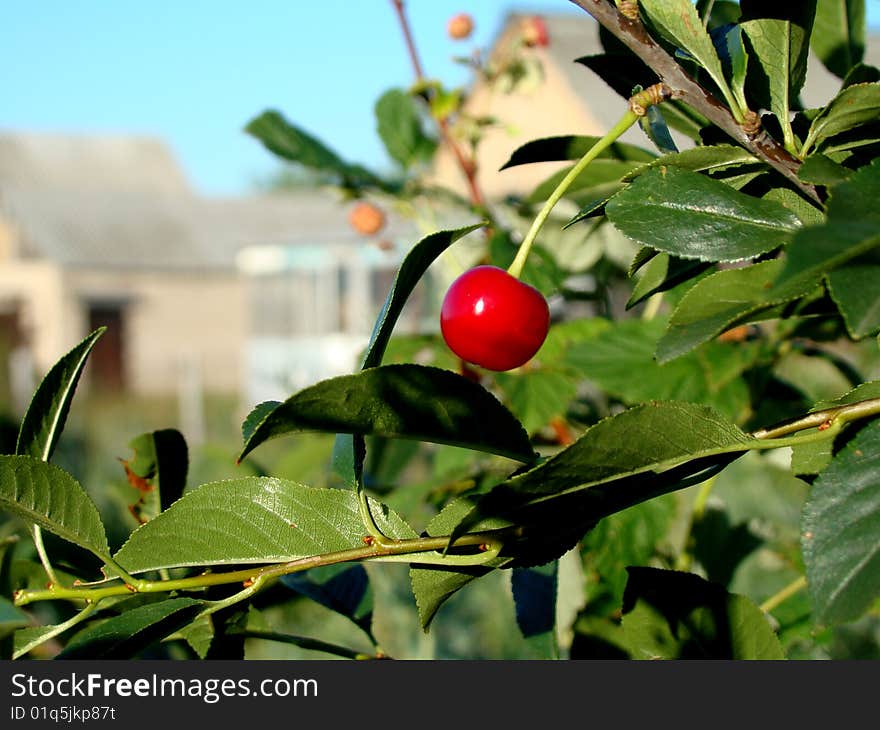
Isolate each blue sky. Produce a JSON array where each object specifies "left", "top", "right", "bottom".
[{"left": 3, "top": 1, "right": 879, "bottom": 196}]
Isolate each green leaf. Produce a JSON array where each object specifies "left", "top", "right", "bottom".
[
  {"left": 495, "top": 369, "right": 577, "bottom": 435},
  {"left": 114, "top": 477, "right": 416, "bottom": 574},
  {"left": 713, "top": 23, "right": 749, "bottom": 111},
  {"left": 375, "top": 89, "right": 436, "bottom": 169},
  {"left": 620, "top": 567, "right": 785, "bottom": 659},
  {"left": 626, "top": 252, "right": 711, "bottom": 309},
  {"left": 179, "top": 614, "right": 214, "bottom": 659},
  {"left": 567, "top": 318, "right": 755, "bottom": 421},
  {"left": 0, "top": 597, "right": 28, "bottom": 641},
  {"left": 826, "top": 264, "right": 880, "bottom": 338},
  {"left": 511, "top": 561, "right": 558, "bottom": 639},
  {"left": 802, "top": 420, "right": 880, "bottom": 624},
  {"left": 0, "top": 455, "right": 110, "bottom": 561},
  {"left": 639, "top": 0, "right": 739, "bottom": 114},
  {"left": 741, "top": 15, "right": 812, "bottom": 150},
  {"left": 238, "top": 364, "right": 535, "bottom": 464},
  {"left": 811, "top": 0, "right": 866, "bottom": 78},
  {"left": 657, "top": 260, "right": 788, "bottom": 362},
  {"left": 409, "top": 498, "right": 507, "bottom": 630},
  {"left": 56, "top": 598, "right": 204, "bottom": 659},
  {"left": 452, "top": 402, "right": 755, "bottom": 545},
  {"left": 797, "top": 154, "right": 853, "bottom": 186},
  {"left": 499, "top": 135, "right": 654, "bottom": 170},
  {"left": 639, "top": 102, "right": 679, "bottom": 155},
  {"left": 121, "top": 429, "right": 188, "bottom": 523},
  {"left": 803, "top": 83, "right": 880, "bottom": 156},
  {"left": 526, "top": 160, "right": 642, "bottom": 206},
  {"left": 605, "top": 167, "right": 800, "bottom": 262},
  {"left": 245, "top": 110, "right": 384, "bottom": 190},
  {"left": 582, "top": 495, "right": 677, "bottom": 606},
  {"left": 281, "top": 563, "right": 374, "bottom": 636},
  {"left": 16, "top": 328, "right": 104, "bottom": 461},
  {"left": 624, "top": 144, "right": 759, "bottom": 181},
  {"left": 363, "top": 224, "right": 484, "bottom": 370}
]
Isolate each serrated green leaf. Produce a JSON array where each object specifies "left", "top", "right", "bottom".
[
  {"left": 797, "top": 154, "right": 853, "bottom": 186},
  {"left": 741, "top": 8, "right": 815, "bottom": 148},
  {"left": 583, "top": 494, "right": 676, "bottom": 606},
  {"left": 511, "top": 561, "right": 558, "bottom": 640},
  {"left": 452, "top": 402, "right": 755, "bottom": 548},
  {"left": 802, "top": 420, "right": 880, "bottom": 624},
  {"left": 499, "top": 135, "right": 654, "bottom": 170},
  {"left": 281, "top": 563, "right": 374, "bottom": 636},
  {"left": 114, "top": 477, "right": 416, "bottom": 574},
  {"left": 0, "top": 455, "right": 110, "bottom": 561},
  {"left": 238, "top": 365, "right": 535, "bottom": 464},
  {"left": 803, "top": 83, "right": 880, "bottom": 156},
  {"left": 640, "top": 0, "right": 739, "bottom": 114},
  {"left": 16, "top": 328, "right": 104, "bottom": 461},
  {"left": 811, "top": 0, "right": 865, "bottom": 78},
  {"left": 375, "top": 89, "right": 436, "bottom": 169},
  {"left": 56, "top": 598, "right": 204, "bottom": 659},
  {"left": 826, "top": 264, "right": 880, "bottom": 338},
  {"left": 714, "top": 23, "right": 749, "bottom": 111},
  {"left": 409, "top": 498, "right": 508, "bottom": 630},
  {"left": 620, "top": 567, "right": 785, "bottom": 659},
  {"left": 179, "top": 614, "right": 214, "bottom": 658},
  {"left": 495, "top": 369, "right": 577, "bottom": 435},
  {"left": 813, "top": 380, "right": 880, "bottom": 410},
  {"left": 364, "top": 224, "right": 484, "bottom": 370},
  {"left": 624, "top": 144, "right": 759, "bottom": 181},
  {"left": 606, "top": 167, "right": 800, "bottom": 262},
  {"left": 627, "top": 252, "right": 711, "bottom": 309},
  {"left": 762, "top": 188, "right": 825, "bottom": 226},
  {"left": 567, "top": 318, "right": 755, "bottom": 421},
  {"left": 245, "top": 110, "right": 385, "bottom": 190},
  {"left": 657, "top": 260, "right": 788, "bottom": 362}
]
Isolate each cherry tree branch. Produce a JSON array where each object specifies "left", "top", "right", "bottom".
[
  {"left": 568, "top": 0, "right": 821, "bottom": 204},
  {"left": 390, "top": 0, "right": 487, "bottom": 210}
]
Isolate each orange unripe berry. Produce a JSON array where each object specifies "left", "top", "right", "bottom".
[
  {"left": 521, "top": 16, "right": 549, "bottom": 48},
  {"left": 447, "top": 12, "right": 474, "bottom": 40},
  {"left": 348, "top": 201, "right": 386, "bottom": 236}
]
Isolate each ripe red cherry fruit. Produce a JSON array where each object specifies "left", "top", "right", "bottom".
[{"left": 440, "top": 265, "right": 550, "bottom": 371}]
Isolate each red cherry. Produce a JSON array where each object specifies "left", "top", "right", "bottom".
[{"left": 440, "top": 265, "right": 550, "bottom": 371}]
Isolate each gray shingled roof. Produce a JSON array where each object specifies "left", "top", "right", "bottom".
[{"left": 0, "top": 133, "right": 414, "bottom": 271}]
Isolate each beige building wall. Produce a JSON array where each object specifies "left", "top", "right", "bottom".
[
  {"left": 66, "top": 269, "right": 246, "bottom": 395},
  {"left": 0, "top": 257, "right": 67, "bottom": 375},
  {"left": 430, "top": 29, "right": 606, "bottom": 200}
]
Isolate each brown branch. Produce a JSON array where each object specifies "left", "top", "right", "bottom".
[
  {"left": 391, "top": 0, "right": 487, "bottom": 210},
  {"left": 568, "top": 0, "right": 821, "bottom": 204}
]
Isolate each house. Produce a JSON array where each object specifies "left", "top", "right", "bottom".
[{"left": 0, "top": 133, "right": 417, "bottom": 415}]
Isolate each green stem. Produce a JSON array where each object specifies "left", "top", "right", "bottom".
[
  {"left": 507, "top": 108, "right": 640, "bottom": 280},
  {"left": 13, "top": 601, "right": 99, "bottom": 659},
  {"left": 31, "top": 526, "right": 60, "bottom": 587},
  {"left": 14, "top": 528, "right": 512, "bottom": 607},
  {"left": 760, "top": 575, "right": 807, "bottom": 614}
]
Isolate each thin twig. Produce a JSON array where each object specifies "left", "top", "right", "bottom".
[
  {"left": 390, "top": 0, "right": 487, "bottom": 210},
  {"left": 568, "top": 0, "right": 821, "bottom": 204}
]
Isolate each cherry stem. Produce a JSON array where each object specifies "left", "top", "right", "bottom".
[{"left": 507, "top": 108, "right": 640, "bottom": 280}]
